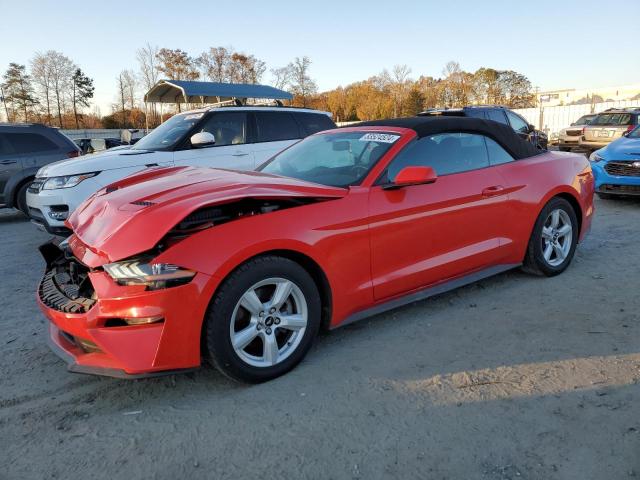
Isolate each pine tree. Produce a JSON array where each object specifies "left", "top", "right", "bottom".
[
  {"left": 1, "top": 63, "right": 38, "bottom": 122},
  {"left": 71, "top": 68, "right": 94, "bottom": 129}
]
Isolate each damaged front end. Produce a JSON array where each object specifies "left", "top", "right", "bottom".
[{"left": 39, "top": 240, "right": 96, "bottom": 314}]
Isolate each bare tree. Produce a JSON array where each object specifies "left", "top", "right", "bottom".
[
  {"left": 45, "top": 51, "right": 75, "bottom": 127},
  {"left": 31, "top": 52, "right": 54, "bottom": 124},
  {"left": 115, "top": 72, "right": 128, "bottom": 128},
  {"left": 270, "top": 66, "right": 291, "bottom": 91},
  {"left": 136, "top": 43, "right": 160, "bottom": 127},
  {"left": 156, "top": 48, "right": 199, "bottom": 81},
  {"left": 285, "top": 56, "right": 317, "bottom": 107},
  {"left": 197, "top": 47, "right": 231, "bottom": 82}
]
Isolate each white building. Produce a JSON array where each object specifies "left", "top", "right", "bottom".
[{"left": 536, "top": 84, "right": 640, "bottom": 107}]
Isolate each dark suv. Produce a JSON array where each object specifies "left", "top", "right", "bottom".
[
  {"left": 0, "top": 124, "right": 80, "bottom": 214},
  {"left": 419, "top": 106, "right": 548, "bottom": 150}
]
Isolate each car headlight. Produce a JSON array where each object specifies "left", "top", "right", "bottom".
[
  {"left": 589, "top": 151, "right": 603, "bottom": 163},
  {"left": 42, "top": 172, "right": 99, "bottom": 190},
  {"left": 103, "top": 259, "right": 195, "bottom": 290}
]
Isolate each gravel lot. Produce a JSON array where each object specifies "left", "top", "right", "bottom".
[{"left": 1, "top": 196, "right": 639, "bottom": 480}]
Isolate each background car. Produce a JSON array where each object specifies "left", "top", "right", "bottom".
[
  {"left": 580, "top": 108, "right": 640, "bottom": 152},
  {"left": 0, "top": 123, "right": 80, "bottom": 215},
  {"left": 589, "top": 125, "right": 640, "bottom": 198},
  {"left": 74, "top": 137, "right": 124, "bottom": 155},
  {"left": 557, "top": 114, "right": 596, "bottom": 151},
  {"left": 418, "top": 105, "right": 548, "bottom": 149},
  {"left": 36, "top": 116, "right": 593, "bottom": 383},
  {"left": 27, "top": 106, "right": 336, "bottom": 235}
]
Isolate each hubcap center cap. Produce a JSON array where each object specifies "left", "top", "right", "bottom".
[{"left": 265, "top": 316, "right": 274, "bottom": 327}]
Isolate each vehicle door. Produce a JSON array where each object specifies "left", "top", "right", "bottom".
[
  {"left": 173, "top": 111, "right": 254, "bottom": 170},
  {"left": 368, "top": 132, "right": 512, "bottom": 300},
  {"left": 252, "top": 111, "right": 303, "bottom": 168},
  {"left": 0, "top": 133, "right": 22, "bottom": 204}
]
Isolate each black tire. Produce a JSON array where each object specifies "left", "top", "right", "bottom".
[
  {"left": 204, "top": 255, "right": 321, "bottom": 383},
  {"left": 559, "top": 146, "right": 571, "bottom": 152},
  {"left": 522, "top": 197, "right": 579, "bottom": 277},
  {"left": 15, "top": 181, "right": 31, "bottom": 216}
]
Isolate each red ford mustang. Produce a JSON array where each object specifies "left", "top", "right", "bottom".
[{"left": 37, "top": 117, "right": 594, "bottom": 382}]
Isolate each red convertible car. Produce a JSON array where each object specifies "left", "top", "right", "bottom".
[{"left": 37, "top": 117, "right": 594, "bottom": 383}]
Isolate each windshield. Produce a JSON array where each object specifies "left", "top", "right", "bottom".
[
  {"left": 591, "top": 113, "right": 631, "bottom": 126},
  {"left": 259, "top": 131, "right": 400, "bottom": 187},
  {"left": 133, "top": 112, "right": 205, "bottom": 151},
  {"left": 574, "top": 115, "right": 595, "bottom": 126},
  {"left": 627, "top": 126, "right": 640, "bottom": 138}
]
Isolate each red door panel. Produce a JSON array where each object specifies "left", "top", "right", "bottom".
[{"left": 368, "top": 168, "right": 511, "bottom": 301}]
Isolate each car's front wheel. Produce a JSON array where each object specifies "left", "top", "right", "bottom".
[
  {"left": 522, "top": 197, "right": 579, "bottom": 276},
  {"left": 204, "top": 256, "right": 321, "bottom": 383}
]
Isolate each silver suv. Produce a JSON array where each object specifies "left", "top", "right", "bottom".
[
  {"left": 580, "top": 108, "right": 640, "bottom": 152},
  {"left": 558, "top": 114, "right": 596, "bottom": 152}
]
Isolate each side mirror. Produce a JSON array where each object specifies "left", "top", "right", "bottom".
[
  {"left": 190, "top": 132, "right": 216, "bottom": 148},
  {"left": 528, "top": 124, "right": 536, "bottom": 133},
  {"left": 385, "top": 166, "right": 437, "bottom": 189}
]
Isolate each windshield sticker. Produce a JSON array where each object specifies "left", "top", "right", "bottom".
[
  {"left": 183, "top": 113, "right": 204, "bottom": 120},
  {"left": 359, "top": 133, "right": 400, "bottom": 143}
]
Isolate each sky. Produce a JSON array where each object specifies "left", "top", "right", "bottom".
[{"left": 1, "top": 0, "right": 639, "bottom": 114}]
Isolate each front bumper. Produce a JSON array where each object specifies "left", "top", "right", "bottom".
[
  {"left": 26, "top": 178, "right": 101, "bottom": 235},
  {"left": 37, "top": 241, "right": 212, "bottom": 378},
  {"left": 591, "top": 161, "right": 640, "bottom": 195}
]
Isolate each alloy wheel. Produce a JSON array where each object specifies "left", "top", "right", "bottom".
[
  {"left": 541, "top": 208, "right": 573, "bottom": 267},
  {"left": 229, "top": 277, "right": 308, "bottom": 368}
]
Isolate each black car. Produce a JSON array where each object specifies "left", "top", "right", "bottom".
[
  {"left": 419, "top": 106, "right": 548, "bottom": 150},
  {"left": 0, "top": 123, "right": 81, "bottom": 214},
  {"left": 74, "top": 137, "right": 124, "bottom": 155}
]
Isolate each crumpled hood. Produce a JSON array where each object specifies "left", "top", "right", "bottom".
[
  {"left": 67, "top": 166, "right": 347, "bottom": 266},
  {"left": 601, "top": 136, "right": 640, "bottom": 158},
  {"left": 37, "top": 148, "right": 157, "bottom": 177}
]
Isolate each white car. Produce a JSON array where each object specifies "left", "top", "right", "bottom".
[{"left": 27, "top": 106, "right": 335, "bottom": 234}]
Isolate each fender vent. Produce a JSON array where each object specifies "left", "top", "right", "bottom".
[
  {"left": 130, "top": 200, "right": 156, "bottom": 207},
  {"left": 105, "top": 186, "right": 118, "bottom": 193}
]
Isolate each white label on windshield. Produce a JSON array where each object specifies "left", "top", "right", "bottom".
[
  {"left": 184, "top": 113, "right": 204, "bottom": 120},
  {"left": 359, "top": 133, "right": 400, "bottom": 143}
]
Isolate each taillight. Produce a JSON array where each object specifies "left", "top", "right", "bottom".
[{"left": 67, "top": 150, "right": 80, "bottom": 158}]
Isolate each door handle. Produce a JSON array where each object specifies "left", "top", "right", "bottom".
[
  {"left": 482, "top": 185, "right": 505, "bottom": 197},
  {"left": 232, "top": 152, "right": 249, "bottom": 157},
  {"left": 0, "top": 159, "right": 17, "bottom": 165}
]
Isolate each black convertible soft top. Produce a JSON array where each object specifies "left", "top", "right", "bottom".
[{"left": 353, "top": 116, "right": 542, "bottom": 160}]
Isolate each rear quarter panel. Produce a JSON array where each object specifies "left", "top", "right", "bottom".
[{"left": 495, "top": 151, "right": 594, "bottom": 263}]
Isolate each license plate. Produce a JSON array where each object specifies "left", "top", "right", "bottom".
[{"left": 597, "top": 131, "right": 611, "bottom": 138}]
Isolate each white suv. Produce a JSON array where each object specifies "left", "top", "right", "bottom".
[{"left": 27, "top": 106, "right": 335, "bottom": 234}]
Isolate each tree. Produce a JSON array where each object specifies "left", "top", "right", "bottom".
[
  {"left": 1, "top": 63, "right": 38, "bottom": 122},
  {"left": 31, "top": 52, "right": 54, "bottom": 124},
  {"left": 286, "top": 56, "right": 317, "bottom": 107},
  {"left": 115, "top": 72, "right": 128, "bottom": 128},
  {"left": 270, "top": 66, "right": 291, "bottom": 91},
  {"left": 136, "top": 43, "right": 160, "bottom": 127},
  {"left": 155, "top": 48, "right": 199, "bottom": 81},
  {"left": 496, "top": 70, "right": 535, "bottom": 108},
  {"left": 46, "top": 51, "right": 75, "bottom": 127},
  {"left": 71, "top": 69, "right": 94, "bottom": 128},
  {"left": 197, "top": 47, "right": 231, "bottom": 82}
]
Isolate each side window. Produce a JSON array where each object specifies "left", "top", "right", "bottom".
[
  {"left": 486, "top": 109, "right": 509, "bottom": 125},
  {"left": 506, "top": 111, "right": 529, "bottom": 134},
  {"left": 465, "top": 109, "right": 487, "bottom": 120},
  {"left": 255, "top": 112, "right": 301, "bottom": 142},
  {"left": 199, "top": 112, "right": 247, "bottom": 146},
  {"left": 0, "top": 133, "right": 16, "bottom": 155},
  {"left": 385, "top": 132, "right": 489, "bottom": 181},
  {"left": 484, "top": 137, "right": 514, "bottom": 166},
  {"left": 294, "top": 112, "right": 335, "bottom": 136},
  {"left": 6, "top": 133, "right": 58, "bottom": 154}
]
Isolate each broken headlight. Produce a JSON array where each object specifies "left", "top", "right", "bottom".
[{"left": 103, "top": 260, "right": 195, "bottom": 290}]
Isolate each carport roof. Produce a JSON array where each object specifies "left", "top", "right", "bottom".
[{"left": 144, "top": 80, "right": 293, "bottom": 104}]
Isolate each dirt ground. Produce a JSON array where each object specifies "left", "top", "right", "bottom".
[{"left": 1, "top": 195, "right": 639, "bottom": 480}]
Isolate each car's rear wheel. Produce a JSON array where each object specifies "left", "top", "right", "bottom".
[
  {"left": 522, "top": 197, "right": 579, "bottom": 277},
  {"left": 204, "top": 256, "right": 321, "bottom": 383}
]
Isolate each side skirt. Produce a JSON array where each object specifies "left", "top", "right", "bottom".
[{"left": 334, "top": 263, "right": 521, "bottom": 329}]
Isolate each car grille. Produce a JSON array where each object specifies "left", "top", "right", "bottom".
[
  {"left": 600, "top": 184, "right": 640, "bottom": 195},
  {"left": 38, "top": 245, "right": 96, "bottom": 314},
  {"left": 566, "top": 130, "right": 581, "bottom": 137},
  {"left": 604, "top": 161, "right": 640, "bottom": 177}
]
